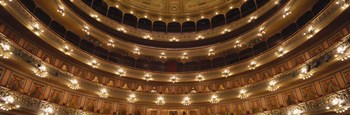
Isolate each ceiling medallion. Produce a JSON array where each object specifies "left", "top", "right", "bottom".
[
  {"left": 0, "top": 41, "right": 12, "bottom": 59},
  {"left": 0, "top": 95, "right": 20, "bottom": 111}
]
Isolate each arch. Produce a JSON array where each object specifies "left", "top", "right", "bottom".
[
  {"left": 138, "top": 18, "right": 152, "bottom": 31},
  {"left": 107, "top": 7, "right": 123, "bottom": 22},
  {"left": 153, "top": 21, "right": 166, "bottom": 32},
  {"left": 226, "top": 8, "right": 241, "bottom": 23},
  {"left": 240, "top": 0, "right": 257, "bottom": 17},
  {"left": 197, "top": 19, "right": 211, "bottom": 31},
  {"left": 91, "top": 0, "right": 108, "bottom": 15},
  {"left": 211, "top": 14, "right": 226, "bottom": 28},
  {"left": 123, "top": 13, "right": 137, "bottom": 27},
  {"left": 182, "top": 21, "right": 196, "bottom": 32},
  {"left": 168, "top": 22, "right": 181, "bottom": 32}
]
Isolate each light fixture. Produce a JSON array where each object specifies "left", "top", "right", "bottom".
[
  {"left": 300, "top": 66, "right": 312, "bottom": 80},
  {"left": 169, "top": 37, "right": 179, "bottom": 42},
  {"left": 68, "top": 78, "right": 79, "bottom": 90},
  {"left": 201, "top": 16, "right": 204, "bottom": 19},
  {"left": 0, "top": 41, "right": 12, "bottom": 59},
  {"left": 143, "top": 35, "right": 153, "bottom": 40},
  {"left": 144, "top": 15, "right": 148, "bottom": 18},
  {"left": 288, "top": 107, "right": 302, "bottom": 115},
  {"left": 282, "top": 8, "right": 291, "bottom": 18},
  {"left": 106, "top": 39, "right": 115, "bottom": 47},
  {"left": 98, "top": 88, "right": 108, "bottom": 98},
  {"left": 275, "top": 47, "right": 285, "bottom": 57},
  {"left": 229, "top": 6, "right": 233, "bottom": 9},
  {"left": 172, "top": 19, "right": 176, "bottom": 22},
  {"left": 181, "top": 52, "right": 189, "bottom": 60},
  {"left": 233, "top": 40, "right": 242, "bottom": 48},
  {"left": 88, "top": 60, "right": 100, "bottom": 68},
  {"left": 117, "top": 27, "right": 127, "bottom": 33},
  {"left": 130, "top": 11, "right": 133, "bottom": 14},
  {"left": 42, "top": 106, "right": 54, "bottom": 115},
  {"left": 248, "top": 61, "right": 257, "bottom": 70},
  {"left": 155, "top": 96, "right": 165, "bottom": 105},
  {"left": 90, "top": 14, "right": 100, "bottom": 21},
  {"left": 222, "top": 69, "right": 231, "bottom": 78},
  {"left": 115, "top": 4, "right": 119, "bottom": 8},
  {"left": 127, "top": 94, "right": 137, "bottom": 103},
  {"left": 248, "top": 16, "right": 257, "bottom": 23},
  {"left": 238, "top": 89, "right": 248, "bottom": 99},
  {"left": 336, "top": 0, "right": 349, "bottom": 9},
  {"left": 303, "top": 26, "right": 315, "bottom": 39},
  {"left": 116, "top": 68, "right": 126, "bottom": 77},
  {"left": 267, "top": 80, "right": 279, "bottom": 91},
  {"left": 334, "top": 44, "right": 349, "bottom": 61},
  {"left": 82, "top": 25, "right": 90, "bottom": 35},
  {"left": 326, "top": 96, "right": 348, "bottom": 113},
  {"left": 0, "top": 0, "right": 11, "bottom": 6},
  {"left": 182, "top": 96, "right": 191, "bottom": 106},
  {"left": 257, "top": 27, "right": 266, "bottom": 36},
  {"left": 0, "top": 95, "right": 20, "bottom": 111},
  {"left": 274, "top": 0, "right": 280, "bottom": 4},
  {"left": 31, "top": 23, "right": 44, "bottom": 35},
  {"left": 62, "top": 45, "right": 73, "bottom": 55},
  {"left": 57, "top": 5, "right": 65, "bottom": 16},
  {"left": 170, "top": 75, "right": 177, "bottom": 83},
  {"left": 221, "top": 28, "right": 231, "bottom": 34},
  {"left": 186, "top": 18, "right": 190, "bottom": 21},
  {"left": 34, "top": 65, "right": 48, "bottom": 78},
  {"left": 144, "top": 73, "right": 152, "bottom": 81},
  {"left": 159, "top": 52, "right": 167, "bottom": 59},
  {"left": 196, "top": 74, "right": 204, "bottom": 82},
  {"left": 208, "top": 49, "right": 215, "bottom": 56},
  {"left": 210, "top": 95, "right": 219, "bottom": 103},
  {"left": 133, "top": 48, "right": 140, "bottom": 55},
  {"left": 215, "top": 12, "right": 219, "bottom": 15},
  {"left": 158, "top": 17, "right": 162, "bottom": 21},
  {"left": 195, "top": 35, "right": 204, "bottom": 40}
]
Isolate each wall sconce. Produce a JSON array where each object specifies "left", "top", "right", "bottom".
[
  {"left": 144, "top": 73, "right": 152, "bottom": 81},
  {"left": 42, "top": 106, "right": 54, "bottom": 115},
  {"left": 169, "top": 37, "right": 179, "bottom": 42},
  {"left": 98, "top": 88, "right": 108, "bottom": 98},
  {"left": 238, "top": 89, "right": 248, "bottom": 99},
  {"left": 170, "top": 75, "right": 177, "bottom": 83},
  {"left": 326, "top": 96, "right": 348, "bottom": 113},
  {"left": 257, "top": 27, "right": 266, "bottom": 36},
  {"left": 181, "top": 52, "right": 189, "bottom": 60},
  {"left": 275, "top": 47, "right": 285, "bottom": 57},
  {"left": 0, "top": 95, "right": 20, "bottom": 111},
  {"left": 334, "top": 44, "right": 349, "bottom": 61},
  {"left": 106, "top": 39, "right": 115, "bottom": 47},
  {"left": 57, "top": 6, "right": 65, "bottom": 16},
  {"left": 282, "top": 8, "right": 292, "bottom": 18},
  {"left": 288, "top": 107, "right": 302, "bottom": 115},
  {"left": 336, "top": 0, "right": 349, "bottom": 9},
  {"left": 68, "top": 78, "right": 79, "bottom": 90},
  {"left": 0, "top": 0, "right": 11, "bottom": 6},
  {"left": 0, "top": 41, "right": 12, "bottom": 59},
  {"left": 233, "top": 40, "right": 242, "bottom": 48},
  {"left": 222, "top": 69, "right": 231, "bottom": 78},
  {"left": 34, "top": 65, "right": 48, "bottom": 78},
  {"left": 267, "top": 80, "right": 279, "bottom": 91},
  {"left": 143, "top": 35, "right": 153, "bottom": 40},
  {"left": 127, "top": 94, "right": 137, "bottom": 103},
  {"left": 303, "top": 26, "right": 315, "bottom": 39},
  {"left": 210, "top": 95, "right": 219, "bottom": 104},
  {"left": 248, "top": 16, "right": 257, "bottom": 23},
  {"left": 300, "top": 66, "right": 312, "bottom": 80},
  {"left": 159, "top": 52, "right": 167, "bottom": 59},
  {"left": 155, "top": 96, "right": 165, "bottom": 105},
  {"left": 90, "top": 14, "right": 100, "bottom": 21},
  {"left": 133, "top": 48, "right": 140, "bottom": 55},
  {"left": 196, "top": 74, "right": 204, "bottom": 82},
  {"left": 195, "top": 35, "right": 204, "bottom": 40},
  {"left": 208, "top": 49, "right": 215, "bottom": 56},
  {"left": 248, "top": 61, "right": 257, "bottom": 70},
  {"left": 117, "top": 27, "right": 127, "bottom": 33},
  {"left": 62, "top": 45, "right": 73, "bottom": 55},
  {"left": 82, "top": 25, "right": 90, "bottom": 35},
  {"left": 182, "top": 96, "right": 191, "bottom": 106},
  {"left": 88, "top": 60, "right": 100, "bottom": 68},
  {"left": 31, "top": 23, "right": 44, "bottom": 35},
  {"left": 116, "top": 68, "right": 126, "bottom": 77},
  {"left": 221, "top": 28, "right": 231, "bottom": 34}
]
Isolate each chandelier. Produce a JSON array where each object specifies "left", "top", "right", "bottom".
[
  {"left": 210, "top": 95, "right": 219, "bottom": 104},
  {"left": 127, "top": 94, "right": 137, "bottom": 103},
  {"left": 155, "top": 96, "right": 165, "bottom": 105},
  {"left": 68, "top": 79, "right": 79, "bottom": 90},
  {"left": 182, "top": 96, "right": 191, "bottom": 106},
  {"left": 0, "top": 41, "right": 12, "bottom": 59},
  {"left": 98, "top": 88, "right": 108, "bottom": 98},
  {"left": 0, "top": 95, "right": 20, "bottom": 111}
]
